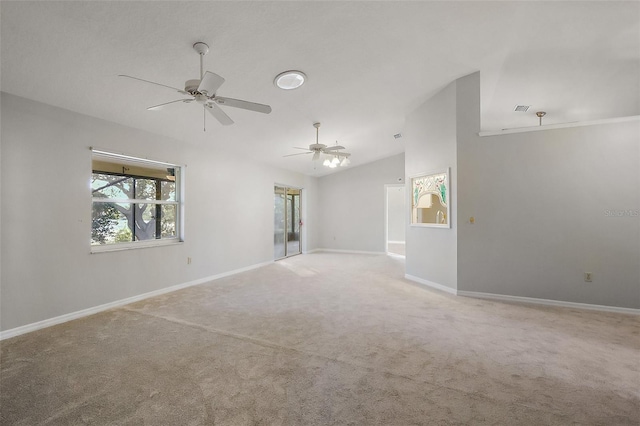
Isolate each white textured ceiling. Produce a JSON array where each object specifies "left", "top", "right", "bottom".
[{"left": 2, "top": 1, "right": 638, "bottom": 176}]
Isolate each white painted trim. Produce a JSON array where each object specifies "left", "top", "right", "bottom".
[
  {"left": 91, "top": 147, "right": 181, "bottom": 167},
  {"left": 92, "top": 198, "right": 178, "bottom": 205},
  {"left": 384, "top": 183, "right": 406, "bottom": 254},
  {"left": 387, "top": 252, "right": 405, "bottom": 259},
  {"left": 387, "top": 240, "right": 406, "bottom": 245},
  {"left": 303, "top": 248, "right": 321, "bottom": 254},
  {"left": 479, "top": 115, "right": 640, "bottom": 137},
  {"left": 274, "top": 182, "right": 302, "bottom": 190},
  {"left": 0, "top": 260, "right": 273, "bottom": 341},
  {"left": 457, "top": 291, "right": 640, "bottom": 315},
  {"left": 273, "top": 184, "right": 304, "bottom": 258},
  {"left": 91, "top": 239, "right": 183, "bottom": 253},
  {"left": 315, "top": 248, "right": 386, "bottom": 255},
  {"left": 405, "top": 274, "right": 458, "bottom": 295}
]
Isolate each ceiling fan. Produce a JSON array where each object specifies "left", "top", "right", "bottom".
[
  {"left": 119, "top": 42, "right": 271, "bottom": 127},
  {"left": 284, "top": 123, "right": 351, "bottom": 168}
]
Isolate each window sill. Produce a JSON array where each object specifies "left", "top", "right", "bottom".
[{"left": 91, "top": 239, "right": 183, "bottom": 254}]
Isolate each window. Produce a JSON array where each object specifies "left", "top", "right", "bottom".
[{"left": 91, "top": 149, "right": 182, "bottom": 251}]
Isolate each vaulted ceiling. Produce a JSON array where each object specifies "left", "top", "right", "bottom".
[{"left": 2, "top": 1, "right": 638, "bottom": 176}]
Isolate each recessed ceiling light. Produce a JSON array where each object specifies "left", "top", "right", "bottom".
[{"left": 274, "top": 70, "right": 306, "bottom": 90}]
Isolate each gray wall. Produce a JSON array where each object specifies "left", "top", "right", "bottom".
[
  {"left": 456, "top": 73, "right": 640, "bottom": 309},
  {"left": 301, "top": 176, "right": 319, "bottom": 253},
  {"left": 404, "top": 81, "right": 458, "bottom": 290},
  {"left": 403, "top": 71, "right": 639, "bottom": 308},
  {"left": 0, "top": 93, "right": 318, "bottom": 331},
  {"left": 317, "top": 154, "right": 405, "bottom": 252},
  {"left": 2, "top": 69, "right": 637, "bottom": 334},
  {"left": 387, "top": 185, "right": 405, "bottom": 242}
]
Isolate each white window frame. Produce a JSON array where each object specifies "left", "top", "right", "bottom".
[{"left": 90, "top": 148, "right": 184, "bottom": 253}]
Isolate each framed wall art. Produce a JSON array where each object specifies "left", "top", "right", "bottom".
[{"left": 410, "top": 168, "right": 450, "bottom": 228}]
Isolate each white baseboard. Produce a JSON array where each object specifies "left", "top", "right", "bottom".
[
  {"left": 387, "top": 241, "right": 406, "bottom": 245},
  {"left": 0, "top": 260, "right": 273, "bottom": 341},
  {"left": 405, "top": 274, "right": 458, "bottom": 295},
  {"left": 303, "top": 248, "right": 321, "bottom": 254},
  {"left": 387, "top": 252, "right": 406, "bottom": 259},
  {"left": 316, "top": 248, "right": 386, "bottom": 255},
  {"left": 457, "top": 291, "right": 640, "bottom": 315}
]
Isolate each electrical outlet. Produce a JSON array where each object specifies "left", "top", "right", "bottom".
[
  {"left": 584, "top": 272, "right": 592, "bottom": 282},
  {"left": 187, "top": 257, "right": 192, "bottom": 265}
]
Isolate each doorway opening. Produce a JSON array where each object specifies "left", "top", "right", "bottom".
[
  {"left": 385, "top": 184, "right": 406, "bottom": 256},
  {"left": 274, "top": 186, "right": 302, "bottom": 259}
]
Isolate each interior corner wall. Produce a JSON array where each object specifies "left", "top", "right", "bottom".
[
  {"left": 455, "top": 73, "right": 640, "bottom": 309},
  {"left": 0, "top": 92, "right": 315, "bottom": 332},
  {"left": 316, "top": 153, "right": 405, "bottom": 253},
  {"left": 387, "top": 186, "right": 406, "bottom": 242},
  {"left": 302, "top": 174, "right": 320, "bottom": 253},
  {"left": 404, "top": 82, "right": 458, "bottom": 290}
]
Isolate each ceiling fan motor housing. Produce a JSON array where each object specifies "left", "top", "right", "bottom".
[{"left": 185, "top": 79, "right": 202, "bottom": 95}]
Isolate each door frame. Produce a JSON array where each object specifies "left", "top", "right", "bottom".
[
  {"left": 274, "top": 183, "right": 303, "bottom": 260},
  {"left": 384, "top": 183, "right": 406, "bottom": 255}
]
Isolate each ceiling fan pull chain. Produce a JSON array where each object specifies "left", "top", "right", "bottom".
[{"left": 203, "top": 107, "right": 206, "bottom": 132}]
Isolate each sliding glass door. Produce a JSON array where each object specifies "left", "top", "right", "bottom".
[{"left": 274, "top": 186, "right": 301, "bottom": 259}]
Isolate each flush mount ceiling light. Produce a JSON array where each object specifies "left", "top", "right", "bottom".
[{"left": 274, "top": 70, "right": 306, "bottom": 90}]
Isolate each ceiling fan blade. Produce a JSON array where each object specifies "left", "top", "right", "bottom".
[
  {"left": 198, "top": 71, "right": 225, "bottom": 96},
  {"left": 322, "top": 145, "right": 346, "bottom": 151},
  {"left": 283, "top": 152, "right": 312, "bottom": 157},
  {"left": 205, "top": 103, "right": 234, "bottom": 126},
  {"left": 214, "top": 96, "right": 272, "bottom": 114},
  {"left": 147, "top": 99, "right": 193, "bottom": 111},
  {"left": 293, "top": 147, "right": 311, "bottom": 150},
  {"left": 312, "top": 151, "right": 320, "bottom": 161},
  {"left": 118, "top": 75, "right": 189, "bottom": 95}
]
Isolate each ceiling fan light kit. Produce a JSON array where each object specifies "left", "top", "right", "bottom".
[
  {"left": 284, "top": 122, "right": 352, "bottom": 169},
  {"left": 119, "top": 41, "right": 272, "bottom": 128}
]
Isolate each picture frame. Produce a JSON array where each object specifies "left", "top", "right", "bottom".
[{"left": 410, "top": 168, "right": 450, "bottom": 228}]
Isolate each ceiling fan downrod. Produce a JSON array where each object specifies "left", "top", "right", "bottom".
[
  {"left": 314, "top": 122, "right": 321, "bottom": 145},
  {"left": 193, "top": 42, "right": 209, "bottom": 80}
]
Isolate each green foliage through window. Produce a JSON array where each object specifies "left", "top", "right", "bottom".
[{"left": 91, "top": 152, "right": 180, "bottom": 247}]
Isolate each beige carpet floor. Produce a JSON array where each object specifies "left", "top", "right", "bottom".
[{"left": 1, "top": 253, "right": 638, "bottom": 425}]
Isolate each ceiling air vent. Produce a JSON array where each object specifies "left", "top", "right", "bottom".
[{"left": 514, "top": 105, "right": 531, "bottom": 112}]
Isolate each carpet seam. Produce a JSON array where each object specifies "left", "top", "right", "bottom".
[{"left": 118, "top": 307, "right": 567, "bottom": 420}]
